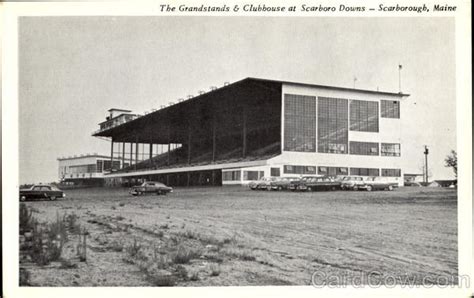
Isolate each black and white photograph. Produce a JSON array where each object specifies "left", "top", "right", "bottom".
[{"left": 1, "top": 1, "right": 472, "bottom": 297}]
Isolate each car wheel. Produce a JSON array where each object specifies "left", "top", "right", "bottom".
[
  {"left": 266, "top": 186, "right": 272, "bottom": 191},
  {"left": 366, "top": 185, "right": 372, "bottom": 192},
  {"left": 353, "top": 186, "right": 358, "bottom": 191},
  {"left": 50, "top": 196, "right": 57, "bottom": 201},
  {"left": 331, "top": 186, "right": 336, "bottom": 191},
  {"left": 20, "top": 196, "right": 26, "bottom": 202},
  {"left": 388, "top": 185, "right": 393, "bottom": 191},
  {"left": 307, "top": 187, "right": 313, "bottom": 192},
  {"left": 277, "top": 186, "right": 283, "bottom": 191}
]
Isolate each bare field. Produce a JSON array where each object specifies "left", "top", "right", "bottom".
[{"left": 20, "top": 186, "right": 457, "bottom": 286}]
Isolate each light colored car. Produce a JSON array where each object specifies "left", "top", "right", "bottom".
[
  {"left": 358, "top": 177, "right": 398, "bottom": 191},
  {"left": 340, "top": 176, "right": 365, "bottom": 190},
  {"left": 130, "top": 181, "right": 173, "bottom": 196}
]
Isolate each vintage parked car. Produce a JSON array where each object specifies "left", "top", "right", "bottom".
[
  {"left": 340, "top": 176, "right": 366, "bottom": 190},
  {"left": 130, "top": 181, "right": 173, "bottom": 196},
  {"left": 248, "top": 177, "right": 278, "bottom": 190},
  {"left": 19, "top": 185, "right": 65, "bottom": 201},
  {"left": 299, "top": 176, "right": 341, "bottom": 191},
  {"left": 260, "top": 177, "right": 300, "bottom": 190},
  {"left": 358, "top": 177, "right": 398, "bottom": 191},
  {"left": 264, "top": 177, "right": 301, "bottom": 191},
  {"left": 288, "top": 176, "right": 315, "bottom": 191}
]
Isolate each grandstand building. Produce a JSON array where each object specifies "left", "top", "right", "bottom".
[{"left": 93, "top": 78, "right": 409, "bottom": 186}]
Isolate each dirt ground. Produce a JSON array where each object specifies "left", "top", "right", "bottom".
[{"left": 20, "top": 186, "right": 458, "bottom": 286}]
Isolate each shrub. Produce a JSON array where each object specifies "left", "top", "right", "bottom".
[
  {"left": 126, "top": 238, "right": 144, "bottom": 260},
  {"left": 19, "top": 268, "right": 31, "bottom": 286},
  {"left": 172, "top": 245, "right": 201, "bottom": 264},
  {"left": 189, "top": 270, "right": 200, "bottom": 281},
  {"left": 107, "top": 239, "right": 124, "bottom": 252},
  {"left": 20, "top": 203, "right": 35, "bottom": 232},
  {"left": 148, "top": 273, "right": 176, "bottom": 286},
  {"left": 209, "top": 264, "right": 221, "bottom": 276}
]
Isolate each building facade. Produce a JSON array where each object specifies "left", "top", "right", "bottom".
[
  {"left": 92, "top": 78, "right": 408, "bottom": 187},
  {"left": 58, "top": 154, "right": 128, "bottom": 186}
]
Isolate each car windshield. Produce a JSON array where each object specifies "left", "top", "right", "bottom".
[
  {"left": 50, "top": 186, "right": 61, "bottom": 191},
  {"left": 343, "top": 177, "right": 351, "bottom": 181}
]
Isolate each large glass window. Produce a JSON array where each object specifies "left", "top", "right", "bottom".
[
  {"left": 350, "top": 168, "right": 380, "bottom": 176},
  {"left": 270, "top": 168, "right": 281, "bottom": 177},
  {"left": 382, "top": 168, "right": 401, "bottom": 177},
  {"left": 318, "top": 166, "right": 348, "bottom": 176},
  {"left": 350, "top": 141, "right": 379, "bottom": 156},
  {"left": 381, "top": 143, "right": 401, "bottom": 156},
  {"left": 350, "top": 100, "right": 379, "bottom": 132},
  {"left": 222, "top": 170, "right": 241, "bottom": 181},
  {"left": 243, "top": 171, "right": 259, "bottom": 181},
  {"left": 318, "top": 97, "right": 348, "bottom": 154},
  {"left": 284, "top": 165, "right": 316, "bottom": 175},
  {"left": 381, "top": 100, "right": 400, "bottom": 118},
  {"left": 284, "top": 94, "right": 316, "bottom": 152}
]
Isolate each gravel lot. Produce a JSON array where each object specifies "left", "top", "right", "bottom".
[{"left": 21, "top": 186, "right": 457, "bottom": 286}]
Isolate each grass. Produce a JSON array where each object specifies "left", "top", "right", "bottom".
[{"left": 23, "top": 187, "right": 458, "bottom": 286}]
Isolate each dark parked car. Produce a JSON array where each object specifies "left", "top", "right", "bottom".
[
  {"left": 19, "top": 185, "right": 65, "bottom": 201},
  {"left": 358, "top": 177, "right": 398, "bottom": 191},
  {"left": 130, "top": 181, "right": 173, "bottom": 196},
  {"left": 288, "top": 176, "right": 316, "bottom": 191},
  {"left": 299, "top": 176, "right": 341, "bottom": 191}
]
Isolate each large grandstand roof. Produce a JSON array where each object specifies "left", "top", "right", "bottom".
[{"left": 92, "top": 77, "right": 408, "bottom": 143}]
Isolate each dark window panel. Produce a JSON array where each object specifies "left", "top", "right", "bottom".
[
  {"left": 318, "top": 97, "right": 348, "bottom": 154},
  {"left": 284, "top": 94, "right": 316, "bottom": 152},
  {"left": 350, "top": 141, "right": 379, "bottom": 156}
]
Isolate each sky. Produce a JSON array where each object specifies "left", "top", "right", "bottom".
[{"left": 18, "top": 16, "right": 457, "bottom": 184}]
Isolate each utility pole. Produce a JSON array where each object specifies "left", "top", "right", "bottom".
[{"left": 424, "top": 145, "right": 429, "bottom": 183}]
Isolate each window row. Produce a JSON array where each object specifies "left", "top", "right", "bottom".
[
  {"left": 318, "top": 166, "right": 348, "bottom": 176},
  {"left": 283, "top": 165, "right": 402, "bottom": 177},
  {"left": 350, "top": 141, "right": 379, "bottom": 156},
  {"left": 243, "top": 171, "right": 265, "bottom": 181},
  {"left": 381, "top": 168, "right": 401, "bottom": 177},
  {"left": 222, "top": 170, "right": 241, "bottom": 181},
  {"left": 284, "top": 165, "right": 316, "bottom": 174}
]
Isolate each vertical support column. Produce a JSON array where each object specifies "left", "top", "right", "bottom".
[
  {"left": 187, "top": 123, "right": 192, "bottom": 164},
  {"left": 242, "top": 106, "right": 247, "bottom": 158},
  {"left": 135, "top": 137, "right": 139, "bottom": 170},
  {"left": 167, "top": 127, "right": 171, "bottom": 166},
  {"left": 212, "top": 115, "right": 216, "bottom": 162},
  {"left": 122, "top": 142, "right": 125, "bottom": 169},
  {"left": 149, "top": 141, "right": 153, "bottom": 161},
  {"left": 129, "top": 142, "right": 133, "bottom": 167},
  {"left": 110, "top": 138, "right": 114, "bottom": 171}
]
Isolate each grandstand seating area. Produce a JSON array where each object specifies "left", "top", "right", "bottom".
[{"left": 115, "top": 141, "right": 281, "bottom": 173}]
